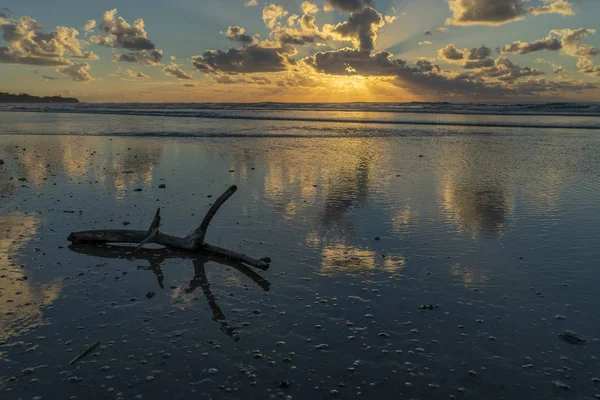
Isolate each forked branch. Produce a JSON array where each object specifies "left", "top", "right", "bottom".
[{"left": 67, "top": 185, "right": 270, "bottom": 270}]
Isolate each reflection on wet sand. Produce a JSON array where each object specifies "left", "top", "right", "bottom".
[
  {"left": 320, "top": 243, "right": 405, "bottom": 276},
  {"left": 0, "top": 214, "right": 61, "bottom": 342},
  {"left": 451, "top": 263, "right": 489, "bottom": 287},
  {"left": 437, "top": 141, "right": 515, "bottom": 237},
  {"left": 68, "top": 244, "right": 270, "bottom": 341},
  {"left": 0, "top": 137, "right": 163, "bottom": 197}
]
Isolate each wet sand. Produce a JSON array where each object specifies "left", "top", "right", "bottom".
[{"left": 1, "top": 134, "right": 600, "bottom": 399}]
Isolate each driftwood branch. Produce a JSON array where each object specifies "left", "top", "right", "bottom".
[{"left": 67, "top": 185, "right": 270, "bottom": 270}]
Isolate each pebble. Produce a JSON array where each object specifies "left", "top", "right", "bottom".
[
  {"left": 555, "top": 315, "right": 566, "bottom": 320},
  {"left": 208, "top": 368, "right": 219, "bottom": 375},
  {"left": 146, "top": 376, "right": 154, "bottom": 382},
  {"left": 553, "top": 380, "right": 571, "bottom": 390},
  {"left": 316, "top": 344, "right": 329, "bottom": 350},
  {"left": 158, "top": 184, "right": 166, "bottom": 189}
]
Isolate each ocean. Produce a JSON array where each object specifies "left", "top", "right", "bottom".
[{"left": 1, "top": 103, "right": 600, "bottom": 399}]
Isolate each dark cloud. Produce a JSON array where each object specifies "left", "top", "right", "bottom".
[
  {"left": 42, "top": 75, "right": 59, "bottom": 81},
  {"left": 501, "top": 35, "right": 562, "bottom": 54},
  {"left": 225, "top": 26, "right": 254, "bottom": 44},
  {"left": 112, "top": 49, "right": 163, "bottom": 66},
  {"left": 0, "top": 8, "right": 11, "bottom": 18},
  {"left": 192, "top": 44, "right": 295, "bottom": 74},
  {"left": 92, "top": 9, "right": 155, "bottom": 50},
  {"left": 438, "top": 44, "right": 465, "bottom": 60},
  {"left": 446, "top": 0, "right": 575, "bottom": 26},
  {"left": 324, "top": 0, "right": 373, "bottom": 12},
  {"left": 325, "top": 6, "right": 384, "bottom": 51},
  {"left": 163, "top": 62, "right": 194, "bottom": 79},
  {"left": 424, "top": 30, "right": 432, "bottom": 36}
]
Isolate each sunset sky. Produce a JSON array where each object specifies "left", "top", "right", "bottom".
[{"left": 1, "top": 0, "right": 599, "bottom": 102}]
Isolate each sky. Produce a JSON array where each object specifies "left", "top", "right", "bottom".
[{"left": 0, "top": 0, "right": 599, "bottom": 102}]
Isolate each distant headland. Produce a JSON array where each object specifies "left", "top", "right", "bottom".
[{"left": 0, "top": 92, "right": 79, "bottom": 104}]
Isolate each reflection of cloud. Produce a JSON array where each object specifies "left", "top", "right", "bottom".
[
  {"left": 442, "top": 185, "right": 510, "bottom": 236},
  {"left": 321, "top": 243, "right": 405, "bottom": 275},
  {"left": 437, "top": 141, "right": 514, "bottom": 237},
  {"left": 0, "top": 214, "right": 61, "bottom": 342},
  {"left": 451, "top": 263, "right": 488, "bottom": 287}
]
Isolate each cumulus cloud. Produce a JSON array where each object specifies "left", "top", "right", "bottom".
[
  {"left": 110, "top": 68, "right": 149, "bottom": 80},
  {"left": 263, "top": 5, "right": 288, "bottom": 29},
  {"left": 163, "top": 62, "right": 194, "bottom": 79},
  {"left": 419, "top": 41, "right": 433, "bottom": 46},
  {"left": 112, "top": 49, "right": 163, "bottom": 65},
  {"left": 501, "top": 28, "right": 600, "bottom": 75},
  {"left": 323, "top": 6, "right": 384, "bottom": 51},
  {"left": 385, "top": 15, "right": 397, "bottom": 23},
  {"left": 446, "top": 0, "right": 575, "bottom": 26},
  {"left": 84, "top": 20, "right": 96, "bottom": 33},
  {"left": 301, "top": 2, "right": 319, "bottom": 14},
  {"left": 438, "top": 44, "right": 494, "bottom": 67},
  {"left": 324, "top": 0, "right": 373, "bottom": 12},
  {"left": 92, "top": 9, "right": 155, "bottom": 50},
  {"left": 91, "top": 9, "right": 163, "bottom": 66},
  {"left": 58, "top": 62, "right": 94, "bottom": 82},
  {"left": 501, "top": 35, "right": 562, "bottom": 53},
  {"left": 192, "top": 44, "right": 296, "bottom": 74},
  {"left": 0, "top": 15, "right": 99, "bottom": 68},
  {"left": 225, "top": 26, "right": 254, "bottom": 44}
]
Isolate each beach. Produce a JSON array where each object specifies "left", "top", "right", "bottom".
[{"left": 1, "top": 107, "right": 600, "bottom": 399}]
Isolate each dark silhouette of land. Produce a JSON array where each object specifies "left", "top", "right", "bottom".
[{"left": 0, "top": 92, "right": 79, "bottom": 103}]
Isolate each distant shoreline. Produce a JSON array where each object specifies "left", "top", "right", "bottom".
[{"left": 0, "top": 92, "right": 79, "bottom": 104}]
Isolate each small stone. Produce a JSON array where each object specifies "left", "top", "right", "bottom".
[
  {"left": 374, "top": 237, "right": 381, "bottom": 241},
  {"left": 559, "top": 330, "right": 586, "bottom": 345},
  {"left": 316, "top": 344, "right": 329, "bottom": 350},
  {"left": 208, "top": 368, "right": 219, "bottom": 375},
  {"left": 279, "top": 380, "right": 291, "bottom": 389},
  {"left": 555, "top": 315, "right": 566, "bottom": 320},
  {"left": 158, "top": 184, "right": 166, "bottom": 189},
  {"left": 330, "top": 389, "right": 339, "bottom": 395},
  {"left": 553, "top": 380, "right": 571, "bottom": 390},
  {"left": 22, "top": 368, "right": 35, "bottom": 375},
  {"left": 100, "top": 366, "right": 111, "bottom": 372},
  {"left": 468, "top": 370, "right": 477, "bottom": 376},
  {"left": 134, "top": 188, "right": 142, "bottom": 192},
  {"left": 145, "top": 292, "right": 155, "bottom": 299},
  {"left": 146, "top": 376, "right": 154, "bottom": 382}
]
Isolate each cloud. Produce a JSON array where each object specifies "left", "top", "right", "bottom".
[
  {"left": 385, "top": 15, "right": 397, "bottom": 23},
  {"left": 424, "top": 30, "right": 432, "bottom": 36},
  {"left": 225, "top": 26, "right": 254, "bottom": 44},
  {"left": 110, "top": 68, "right": 149, "bottom": 80},
  {"left": 436, "top": 27, "right": 449, "bottom": 33},
  {"left": 323, "top": 6, "right": 384, "bottom": 52},
  {"left": 438, "top": 44, "right": 493, "bottom": 67},
  {"left": 262, "top": 4, "right": 288, "bottom": 29},
  {"left": 500, "top": 28, "right": 600, "bottom": 75},
  {"left": 112, "top": 49, "right": 163, "bottom": 65},
  {"left": 324, "top": 0, "right": 373, "bottom": 12},
  {"left": 501, "top": 35, "right": 562, "bottom": 54},
  {"left": 419, "top": 41, "right": 433, "bottom": 46},
  {"left": 245, "top": 0, "right": 258, "bottom": 6},
  {"left": 84, "top": 20, "right": 96, "bottom": 33},
  {"left": 91, "top": 9, "right": 164, "bottom": 66},
  {"left": 192, "top": 44, "right": 296, "bottom": 73},
  {"left": 0, "top": 15, "right": 99, "bottom": 67},
  {"left": 58, "top": 62, "right": 94, "bottom": 82},
  {"left": 536, "top": 57, "right": 564, "bottom": 73},
  {"left": 446, "top": 0, "right": 575, "bottom": 26},
  {"left": 42, "top": 75, "right": 59, "bottom": 81},
  {"left": 92, "top": 9, "right": 155, "bottom": 50},
  {"left": 162, "top": 62, "right": 194, "bottom": 79},
  {"left": 301, "top": 2, "right": 319, "bottom": 14},
  {"left": 0, "top": 8, "right": 12, "bottom": 18}
]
